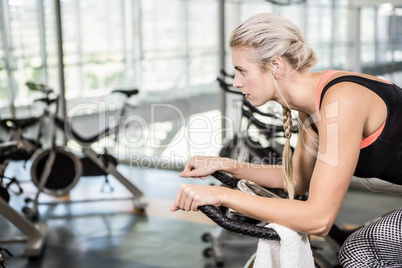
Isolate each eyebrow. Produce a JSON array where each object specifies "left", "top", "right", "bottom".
[{"left": 234, "top": 66, "right": 243, "bottom": 71}]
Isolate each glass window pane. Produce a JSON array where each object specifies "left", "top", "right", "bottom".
[
  {"left": 141, "top": 0, "right": 186, "bottom": 92},
  {"left": 8, "top": 0, "right": 43, "bottom": 106},
  {"left": 189, "top": 54, "right": 219, "bottom": 88},
  {"left": 141, "top": 0, "right": 186, "bottom": 53},
  {"left": 61, "top": 0, "right": 125, "bottom": 98},
  {"left": 188, "top": 0, "right": 219, "bottom": 88},
  {"left": 142, "top": 58, "right": 186, "bottom": 92},
  {"left": 188, "top": 1, "right": 218, "bottom": 50}
]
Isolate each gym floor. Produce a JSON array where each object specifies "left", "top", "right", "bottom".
[{"left": 1, "top": 161, "right": 401, "bottom": 268}]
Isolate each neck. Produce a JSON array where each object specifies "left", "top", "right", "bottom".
[{"left": 273, "top": 71, "right": 323, "bottom": 115}]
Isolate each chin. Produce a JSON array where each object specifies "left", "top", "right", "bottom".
[{"left": 248, "top": 99, "right": 266, "bottom": 107}]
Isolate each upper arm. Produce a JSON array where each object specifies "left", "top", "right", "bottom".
[
  {"left": 307, "top": 84, "right": 365, "bottom": 231},
  {"left": 292, "top": 112, "right": 319, "bottom": 194}
]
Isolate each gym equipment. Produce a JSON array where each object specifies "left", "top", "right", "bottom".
[
  {"left": 0, "top": 141, "right": 46, "bottom": 258},
  {"left": 204, "top": 172, "right": 402, "bottom": 267},
  {"left": 201, "top": 71, "right": 298, "bottom": 266},
  {"left": 202, "top": 171, "right": 305, "bottom": 267},
  {"left": 20, "top": 82, "right": 147, "bottom": 220},
  {"left": 201, "top": 171, "right": 331, "bottom": 268},
  {"left": 217, "top": 70, "right": 298, "bottom": 164}
]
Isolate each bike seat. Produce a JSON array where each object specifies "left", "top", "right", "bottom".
[
  {"left": 0, "top": 141, "right": 20, "bottom": 163},
  {"left": 0, "top": 141, "right": 18, "bottom": 152},
  {"left": 112, "top": 88, "right": 139, "bottom": 98},
  {"left": 0, "top": 117, "right": 39, "bottom": 130},
  {"left": 34, "top": 96, "right": 58, "bottom": 106}
]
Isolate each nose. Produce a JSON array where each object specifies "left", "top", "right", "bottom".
[{"left": 232, "top": 74, "right": 243, "bottom": 89}]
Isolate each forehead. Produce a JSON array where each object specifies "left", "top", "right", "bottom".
[
  {"left": 231, "top": 47, "right": 253, "bottom": 66},
  {"left": 231, "top": 47, "right": 262, "bottom": 72},
  {"left": 231, "top": 47, "right": 247, "bottom": 61}
]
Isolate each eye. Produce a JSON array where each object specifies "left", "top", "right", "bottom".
[{"left": 236, "top": 68, "right": 244, "bottom": 75}]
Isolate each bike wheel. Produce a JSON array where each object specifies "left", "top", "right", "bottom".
[{"left": 30, "top": 147, "right": 83, "bottom": 196}]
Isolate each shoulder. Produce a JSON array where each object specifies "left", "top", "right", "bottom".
[
  {"left": 320, "top": 78, "right": 370, "bottom": 114},
  {"left": 318, "top": 81, "right": 366, "bottom": 147},
  {"left": 321, "top": 72, "right": 388, "bottom": 103}
]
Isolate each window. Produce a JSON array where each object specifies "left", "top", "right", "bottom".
[
  {"left": 0, "top": 0, "right": 402, "bottom": 162},
  {"left": 0, "top": 0, "right": 220, "bottom": 113}
]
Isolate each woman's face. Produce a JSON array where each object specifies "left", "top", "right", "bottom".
[{"left": 231, "top": 47, "right": 273, "bottom": 107}]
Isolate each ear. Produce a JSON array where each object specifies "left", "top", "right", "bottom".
[{"left": 269, "top": 57, "right": 284, "bottom": 74}]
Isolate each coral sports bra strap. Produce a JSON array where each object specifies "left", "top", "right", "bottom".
[
  {"left": 315, "top": 71, "right": 388, "bottom": 149},
  {"left": 361, "top": 122, "right": 385, "bottom": 149},
  {"left": 315, "top": 70, "right": 343, "bottom": 112}
]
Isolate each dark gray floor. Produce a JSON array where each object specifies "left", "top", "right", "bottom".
[
  {"left": 0, "top": 161, "right": 256, "bottom": 268},
  {"left": 0, "top": 161, "right": 401, "bottom": 268}
]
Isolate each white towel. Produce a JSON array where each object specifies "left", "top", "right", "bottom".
[{"left": 253, "top": 223, "right": 314, "bottom": 268}]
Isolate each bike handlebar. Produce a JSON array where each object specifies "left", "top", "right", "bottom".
[
  {"left": 216, "top": 77, "right": 243, "bottom": 95},
  {"left": 202, "top": 172, "right": 284, "bottom": 241},
  {"left": 112, "top": 88, "right": 140, "bottom": 98},
  {"left": 26, "top": 81, "right": 58, "bottom": 107},
  {"left": 242, "top": 109, "right": 284, "bottom": 133},
  {"left": 34, "top": 96, "right": 58, "bottom": 106},
  {"left": 220, "top": 69, "right": 235, "bottom": 79},
  {"left": 198, "top": 205, "right": 280, "bottom": 241},
  {"left": 216, "top": 77, "right": 299, "bottom": 134},
  {"left": 242, "top": 99, "right": 278, "bottom": 118},
  {"left": 26, "top": 81, "right": 53, "bottom": 95},
  {"left": 27, "top": 81, "right": 140, "bottom": 100},
  {"left": 0, "top": 117, "right": 40, "bottom": 130},
  {"left": 211, "top": 171, "right": 239, "bottom": 188}
]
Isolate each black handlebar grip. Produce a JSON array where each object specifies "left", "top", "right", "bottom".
[
  {"left": 112, "top": 88, "right": 139, "bottom": 98},
  {"left": 199, "top": 205, "right": 280, "bottom": 241},
  {"left": 211, "top": 171, "right": 239, "bottom": 188},
  {"left": 34, "top": 96, "right": 58, "bottom": 106},
  {"left": 216, "top": 77, "right": 243, "bottom": 95}
]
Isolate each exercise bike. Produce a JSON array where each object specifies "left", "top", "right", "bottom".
[
  {"left": 201, "top": 171, "right": 334, "bottom": 268},
  {"left": 0, "top": 141, "right": 46, "bottom": 259},
  {"left": 218, "top": 77, "right": 282, "bottom": 165},
  {"left": 21, "top": 82, "right": 147, "bottom": 220},
  {"left": 204, "top": 171, "right": 402, "bottom": 267},
  {"left": 218, "top": 70, "right": 298, "bottom": 163},
  {"left": 201, "top": 73, "right": 299, "bottom": 266},
  {"left": 0, "top": 112, "right": 46, "bottom": 164}
]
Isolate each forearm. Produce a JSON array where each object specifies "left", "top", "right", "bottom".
[
  {"left": 219, "top": 187, "right": 328, "bottom": 236},
  {"left": 219, "top": 158, "right": 285, "bottom": 189},
  {"left": 180, "top": 155, "right": 287, "bottom": 190}
]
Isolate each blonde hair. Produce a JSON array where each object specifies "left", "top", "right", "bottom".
[{"left": 229, "top": 13, "right": 318, "bottom": 199}]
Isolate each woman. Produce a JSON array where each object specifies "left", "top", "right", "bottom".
[{"left": 170, "top": 13, "right": 402, "bottom": 267}]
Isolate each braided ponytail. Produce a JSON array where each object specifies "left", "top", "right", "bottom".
[
  {"left": 282, "top": 106, "right": 295, "bottom": 199},
  {"left": 229, "top": 13, "right": 317, "bottom": 198}
]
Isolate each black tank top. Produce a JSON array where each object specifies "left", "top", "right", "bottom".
[{"left": 309, "top": 75, "right": 402, "bottom": 185}]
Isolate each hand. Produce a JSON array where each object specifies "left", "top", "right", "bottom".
[
  {"left": 170, "top": 184, "right": 223, "bottom": 212},
  {"left": 179, "top": 156, "right": 223, "bottom": 180}
]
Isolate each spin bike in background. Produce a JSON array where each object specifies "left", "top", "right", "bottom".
[
  {"left": 0, "top": 93, "right": 53, "bottom": 163},
  {"left": 217, "top": 70, "right": 298, "bottom": 165},
  {"left": 22, "top": 82, "right": 147, "bottom": 220},
  {"left": 201, "top": 72, "right": 298, "bottom": 266},
  {"left": 0, "top": 141, "right": 46, "bottom": 259}
]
